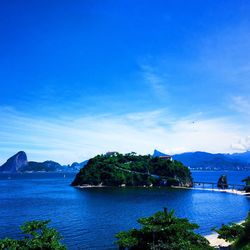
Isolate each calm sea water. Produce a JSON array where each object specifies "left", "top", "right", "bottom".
[{"left": 0, "top": 171, "right": 249, "bottom": 250}]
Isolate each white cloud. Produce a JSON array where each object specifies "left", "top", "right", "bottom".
[
  {"left": 140, "top": 64, "right": 169, "bottom": 99},
  {"left": 231, "top": 136, "right": 250, "bottom": 151},
  {"left": 0, "top": 106, "right": 249, "bottom": 165}
]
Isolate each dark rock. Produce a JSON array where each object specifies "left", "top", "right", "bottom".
[
  {"left": 0, "top": 151, "right": 28, "bottom": 172},
  {"left": 217, "top": 175, "right": 228, "bottom": 189}
]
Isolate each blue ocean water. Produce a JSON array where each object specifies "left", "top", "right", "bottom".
[{"left": 0, "top": 171, "right": 249, "bottom": 250}]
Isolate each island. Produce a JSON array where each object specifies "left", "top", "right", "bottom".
[{"left": 71, "top": 152, "right": 193, "bottom": 187}]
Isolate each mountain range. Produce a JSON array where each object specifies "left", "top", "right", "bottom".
[
  {"left": 0, "top": 151, "right": 88, "bottom": 173},
  {"left": 1, "top": 150, "right": 250, "bottom": 173},
  {"left": 153, "top": 150, "right": 250, "bottom": 170}
]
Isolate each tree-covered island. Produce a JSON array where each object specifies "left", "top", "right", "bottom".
[{"left": 71, "top": 152, "right": 193, "bottom": 187}]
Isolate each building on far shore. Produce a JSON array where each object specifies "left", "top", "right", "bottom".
[
  {"left": 105, "top": 151, "right": 119, "bottom": 157},
  {"left": 159, "top": 155, "right": 173, "bottom": 161}
]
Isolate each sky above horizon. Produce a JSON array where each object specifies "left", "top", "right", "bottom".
[{"left": 1, "top": 0, "right": 250, "bottom": 165}]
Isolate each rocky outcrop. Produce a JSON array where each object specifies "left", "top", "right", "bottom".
[
  {"left": 217, "top": 175, "right": 228, "bottom": 189},
  {"left": 0, "top": 151, "right": 28, "bottom": 172}
]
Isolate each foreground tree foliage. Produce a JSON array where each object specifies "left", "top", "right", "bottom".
[
  {"left": 115, "top": 208, "right": 213, "bottom": 250},
  {"left": 215, "top": 212, "right": 250, "bottom": 250},
  {"left": 0, "top": 220, "right": 66, "bottom": 250},
  {"left": 71, "top": 152, "right": 192, "bottom": 187}
]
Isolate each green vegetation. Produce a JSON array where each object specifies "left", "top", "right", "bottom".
[
  {"left": 0, "top": 220, "right": 66, "bottom": 250},
  {"left": 116, "top": 208, "right": 213, "bottom": 250},
  {"left": 71, "top": 152, "right": 192, "bottom": 187},
  {"left": 4, "top": 211, "right": 250, "bottom": 250},
  {"left": 215, "top": 212, "right": 250, "bottom": 250}
]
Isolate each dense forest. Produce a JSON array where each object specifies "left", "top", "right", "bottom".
[{"left": 71, "top": 152, "right": 192, "bottom": 187}]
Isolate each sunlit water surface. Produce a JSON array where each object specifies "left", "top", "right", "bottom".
[{"left": 0, "top": 171, "right": 249, "bottom": 249}]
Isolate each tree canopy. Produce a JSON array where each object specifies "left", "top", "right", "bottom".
[
  {"left": 215, "top": 212, "right": 250, "bottom": 250},
  {"left": 71, "top": 152, "right": 192, "bottom": 187},
  {"left": 116, "top": 208, "right": 213, "bottom": 250},
  {"left": 0, "top": 220, "right": 66, "bottom": 250}
]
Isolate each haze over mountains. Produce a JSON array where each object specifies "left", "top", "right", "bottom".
[{"left": 0, "top": 150, "right": 250, "bottom": 173}]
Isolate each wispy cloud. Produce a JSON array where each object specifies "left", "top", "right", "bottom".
[
  {"left": 140, "top": 64, "right": 169, "bottom": 99},
  {"left": 0, "top": 106, "right": 249, "bottom": 165}
]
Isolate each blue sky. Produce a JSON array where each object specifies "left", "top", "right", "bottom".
[{"left": 1, "top": 0, "right": 250, "bottom": 164}]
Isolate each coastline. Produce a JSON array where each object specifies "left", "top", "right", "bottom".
[
  {"left": 204, "top": 220, "right": 244, "bottom": 248},
  {"left": 172, "top": 186, "right": 250, "bottom": 196},
  {"left": 75, "top": 184, "right": 108, "bottom": 188},
  {"left": 205, "top": 233, "right": 230, "bottom": 248},
  {"left": 75, "top": 184, "right": 250, "bottom": 197}
]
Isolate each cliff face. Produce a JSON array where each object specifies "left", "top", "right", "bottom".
[{"left": 0, "top": 151, "right": 28, "bottom": 172}]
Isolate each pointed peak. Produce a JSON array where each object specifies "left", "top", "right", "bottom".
[{"left": 152, "top": 149, "right": 171, "bottom": 158}]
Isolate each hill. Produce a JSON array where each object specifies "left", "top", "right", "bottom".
[
  {"left": 172, "top": 151, "right": 250, "bottom": 170},
  {"left": 71, "top": 152, "right": 192, "bottom": 187},
  {"left": 0, "top": 151, "right": 28, "bottom": 172},
  {"left": 0, "top": 151, "right": 81, "bottom": 173}
]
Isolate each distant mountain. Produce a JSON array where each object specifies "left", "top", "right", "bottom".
[
  {"left": 152, "top": 149, "right": 171, "bottom": 158},
  {"left": 70, "top": 160, "right": 88, "bottom": 171},
  {"left": 0, "top": 151, "right": 83, "bottom": 173},
  {"left": 227, "top": 151, "right": 250, "bottom": 163},
  {"left": 0, "top": 151, "right": 28, "bottom": 172},
  {"left": 2, "top": 150, "right": 250, "bottom": 173},
  {"left": 25, "top": 161, "right": 62, "bottom": 172},
  {"left": 170, "top": 151, "right": 250, "bottom": 170}
]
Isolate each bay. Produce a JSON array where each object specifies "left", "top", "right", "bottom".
[{"left": 0, "top": 171, "right": 249, "bottom": 249}]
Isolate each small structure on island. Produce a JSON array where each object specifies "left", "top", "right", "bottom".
[
  {"left": 159, "top": 155, "right": 173, "bottom": 161},
  {"left": 152, "top": 149, "right": 173, "bottom": 161},
  {"left": 105, "top": 151, "right": 119, "bottom": 157},
  {"left": 217, "top": 175, "right": 228, "bottom": 189}
]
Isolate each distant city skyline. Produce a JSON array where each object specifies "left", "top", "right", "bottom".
[{"left": 1, "top": 0, "right": 250, "bottom": 164}]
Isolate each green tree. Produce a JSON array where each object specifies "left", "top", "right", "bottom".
[
  {"left": 215, "top": 212, "right": 250, "bottom": 249},
  {"left": 0, "top": 220, "right": 66, "bottom": 250},
  {"left": 116, "top": 208, "right": 213, "bottom": 250},
  {"left": 71, "top": 152, "right": 192, "bottom": 187}
]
